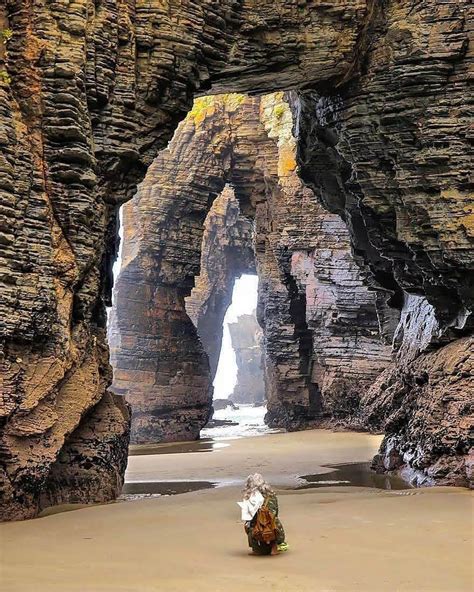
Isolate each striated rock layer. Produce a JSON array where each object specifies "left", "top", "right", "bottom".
[
  {"left": 108, "top": 184, "right": 255, "bottom": 443},
  {"left": 292, "top": 2, "right": 474, "bottom": 483},
  {"left": 228, "top": 313, "right": 265, "bottom": 406},
  {"left": 185, "top": 187, "right": 255, "bottom": 381},
  {"left": 1, "top": 1, "right": 472, "bottom": 519},
  {"left": 258, "top": 94, "right": 394, "bottom": 427},
  {"left": 295, "top": 2, "right": 474, "bottom": 327},
  {"left": 364, "top": 336, "right": 473, "bottom": 488},
  {"left": 1, "top": 0, "right": 371, "bottom": 520},
  {"left": 111, "top": 93, "right": 393, "bottom": 440}
]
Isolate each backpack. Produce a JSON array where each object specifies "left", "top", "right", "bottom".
[{"left": 252, "top": 498, "right": 277, "bottom": 544}]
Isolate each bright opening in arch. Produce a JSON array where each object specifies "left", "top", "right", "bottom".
[{"left": 213, "top": 274, "right": 259, "bottom": 399}]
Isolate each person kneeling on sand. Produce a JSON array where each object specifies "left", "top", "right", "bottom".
[{"left": 238, "top": 473, "right": 288, "bottom": 555}]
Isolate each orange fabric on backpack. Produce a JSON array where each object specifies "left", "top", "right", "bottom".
[{"left": 251, "top": 499, "right": 277, "bottom": 544}]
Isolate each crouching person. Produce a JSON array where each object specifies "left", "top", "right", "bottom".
[{"left": 238, "top": 473, "right": 288, "bottom": 555}]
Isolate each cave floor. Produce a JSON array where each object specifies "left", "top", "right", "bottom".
[{"left": 1, "top": 430, "right": 472, "bottom": 592}]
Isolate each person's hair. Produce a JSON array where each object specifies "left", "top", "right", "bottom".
[{"left": 243, "top": 473, "right": 274, "bottom": 499}]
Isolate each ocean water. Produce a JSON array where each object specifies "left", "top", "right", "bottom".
[
  {"left": 121, "top": 405, "right": 276, "bottom": 500},
  {"left": 201, "top": 404, "right": 278, "bottom": 440}
]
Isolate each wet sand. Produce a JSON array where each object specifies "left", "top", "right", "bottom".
[
  {"left": 1, "top": 430, "right": 472, "bottom": 592},
  {"left": 125, "top": 429, "right": 386, "bottom": 489}
]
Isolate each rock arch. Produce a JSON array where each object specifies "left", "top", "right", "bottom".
[
  {"left": 1, "top": 1, "right": 472, "bottom": 519},
  {"left": 185, "top": 186, "right": 256, "bottom": 386},
  {"left": 109, "top": 93, "right": 393, "bottom": 443}
]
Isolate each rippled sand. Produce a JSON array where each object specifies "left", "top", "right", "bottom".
[{"left": 1, "top": 430, "right": 472, "bottom": 592}]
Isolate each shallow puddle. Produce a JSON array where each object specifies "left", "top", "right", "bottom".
[
  {"left": 128, "top": 439, "right": 227, "bottom": 456},
  {"left": 38, "top": 482, "right": 217, "bottom": 515},
  {"left": 121, "top": 480, "right": 216, "bottom": 496},
  {"left": 299, "top": 462, "right": 412, "bottom": 490}
]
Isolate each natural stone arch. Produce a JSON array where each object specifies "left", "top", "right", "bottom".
[
  {"left": 227, "top": 311, "right": 265, "bottom": 406},
  {"left": 110, "top": 93, "right": 393, "bottom": 443},
  {"left": 185, "top": 185, "right": 256, "bottom": 382},
  {"left": 1, "top": 1, "right": 472, "bottom": 519},
  {"left": 109, "top": 181, "right": 256, "bottom": 443}
]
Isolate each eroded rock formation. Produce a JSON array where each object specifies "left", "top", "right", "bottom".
[
  {"left": 108, "top": 183, "right": 255, "bottom": 443},
  {"left": 228, "top": 313, "right": 265, "bottom": 406},
  {"left": 293, "top": 2, "right": 474, "bottom": 483},
  {"left": 1, "top": 0, "right": 472, "bottom": 519},
  {"left": 258, "top": 94, "right": 394, "bottom": 427},
  {"left": 185, "top": 187, "right": 255, "bottom": 380},
  {"left": 365, "top": 336, "right": 473, "bottom": 487},
  {"left": 295, "top": 3, "right": 473, "bottom": 326},
  {"left": 111, "top": 93, "right": 393, "bottom": 440}
]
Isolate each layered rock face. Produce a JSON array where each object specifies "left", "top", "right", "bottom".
[
  {"left": 356, "top": 293, "right": 473, "bottom": 487},
  {"left": 364, "top": 336, "right": 473, "bottom": 487},
  {"left": 0, "top": 2, "right": 135, "bottom": 519},
  {"left": 258, "top": 94, "right": 394, "bottom": 427},
  {"left": 295, "top": 2, "right": 473, "bottom": 327},
  {"left": 1, "top": 0, "right": 371, "bottom": 520},
  {"left": 228, "top": 313, "right": 265, "bottom": 406},
  {"left": 1, "top": 1, "right": 472, "bottom": 519},
  {"left": 293, "top": 2, "right": 473, "bottom": 484},
  {"left": 108, "top": 183, "right": 255, "bottom": 443},
  {"left": 185, "top": 187, "right": 255, "bottom": 380},
  {"left": 111, "top": 93, "right": 392, "bottom": 440}
]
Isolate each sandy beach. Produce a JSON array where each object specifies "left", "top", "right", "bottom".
[{"left": 1, "top": 429, "right": 472, "bottom": 592}]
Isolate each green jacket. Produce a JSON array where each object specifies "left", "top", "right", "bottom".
[{"left": 245, "top": 492, "right": 285, "bottom": 553}]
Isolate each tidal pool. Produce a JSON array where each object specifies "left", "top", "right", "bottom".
[
  {"left": 129, "top": 439, "right": 220, "bottom": 456},
  {"left": 299, "top": 461, "right": 412, "bottom": 490},
  {"left": 121, "top": 480, "right": 216, "bottom": 497}
]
